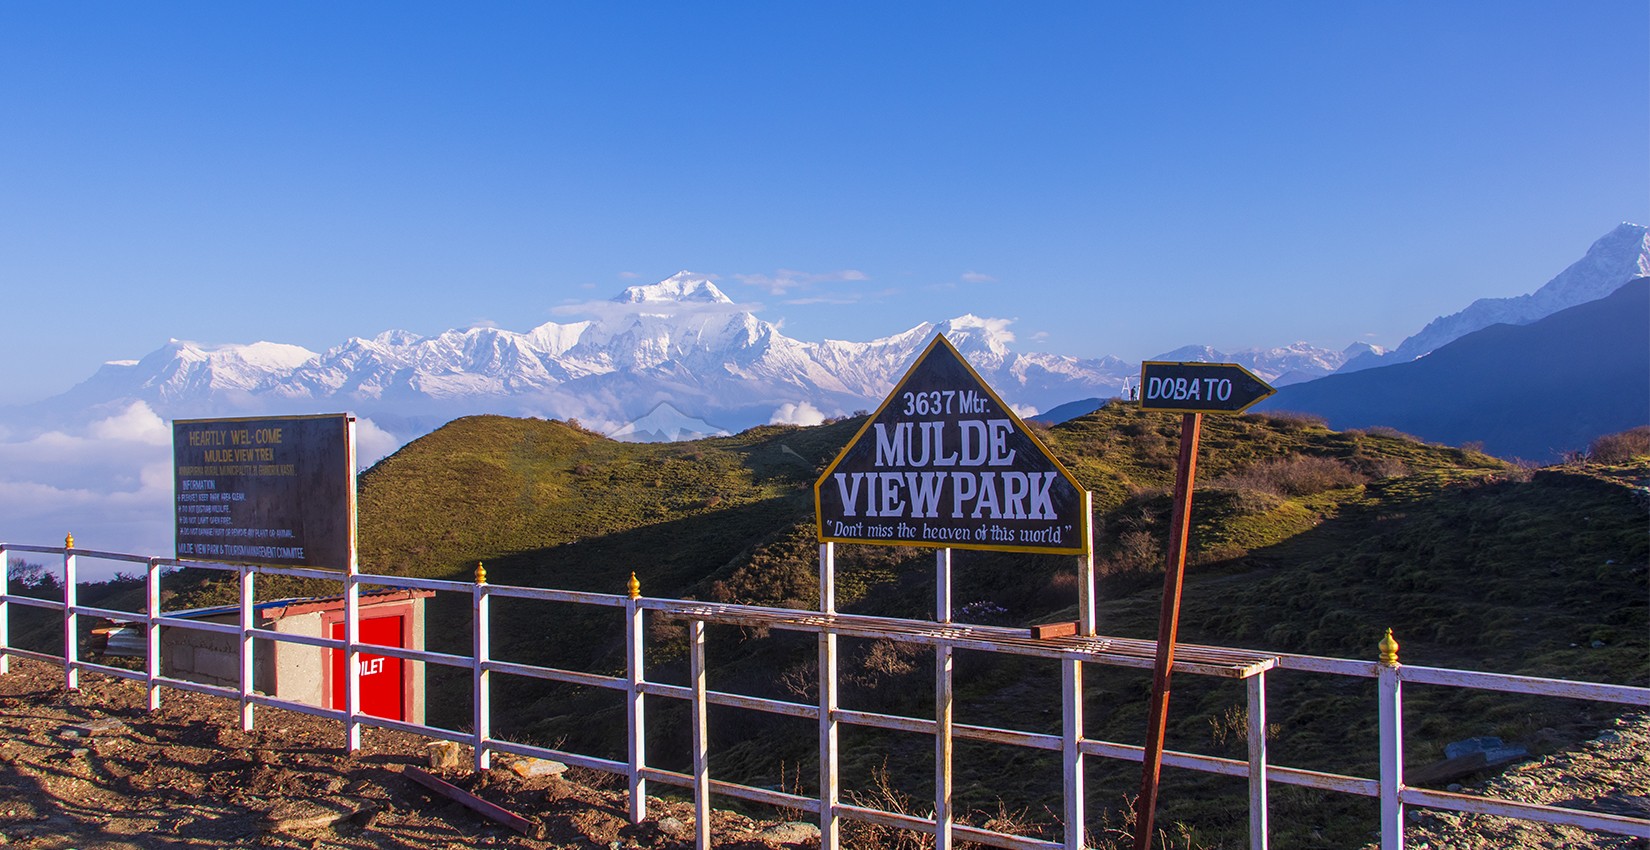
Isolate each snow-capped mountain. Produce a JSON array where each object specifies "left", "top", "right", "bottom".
[
  {"left": 1148, "top": 341, "right": 1384, "bottom": 387},
  {"left": 24, "top": 272, "right": 1136, "bottom": 442},
  {"left": 1338, "top": 222, "right": 1650, "bottom": 373},
  {"left": 23, "top": 221, "right": 1645, "bottom": 450}
]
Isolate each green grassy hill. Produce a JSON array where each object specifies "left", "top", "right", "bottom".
[
  {"left": 338, "top": 405, "right": 1650, "bottom": 847},
  {"left": 26, "top": 402, "right": 1641, "bottom": 847}
]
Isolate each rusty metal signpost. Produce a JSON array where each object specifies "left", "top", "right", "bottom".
[{"left": 1132, "top": 362, "right": 1275, "bottom": 850}]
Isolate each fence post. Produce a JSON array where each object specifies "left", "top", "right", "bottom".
[
  {"left": 625, "top": 571, "right": 647, "bottom": 823},
  {"left": 344, "top": 566, "right": 361, "bottom": 752},
  {"left": 238, "top": 564, "right": 255, "bottom": 731},
  {"left": 1247, "top": 670, "right": 1269, "bottom": 850},
  {"left": 474, "top": 563, "right": 492, "bottom": 771},
  {"left": 1063, "top": 657, "right": 1085, "bottom": 849},
  {"left": 936, "top": 547, "right": 954, "bottom": 850},
  {"left": 146, "top": 557, "right": 161, "bottom": 710},
  {"left": 1378, "top": 629, "right": 1404, "bottom": 850},
  {"left": 690, "top": 618, "right": 711, "bottom": 850},
  {"left": 0, "top": 543, "right": 10, "bottom": 675},
  {"left": 819, "top": 542, "right": 840, "bottom": 850},
  {"left": 63, "top": 533, "right": 78, "bottom": 691},
  {"left": 1080, "top": 491, "right": 1096, "bottom": 636}
]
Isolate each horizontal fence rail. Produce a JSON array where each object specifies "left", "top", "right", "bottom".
[{"left": 1, "top": 540, "right": 1646, "bottom": 849}]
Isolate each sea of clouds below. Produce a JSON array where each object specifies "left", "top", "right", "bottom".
[
  {"left": 0, "top": 401, "right": 405, "bottom": 581},
  {"left": 0, "top": 396, "right": 841, "bottom": 582}
]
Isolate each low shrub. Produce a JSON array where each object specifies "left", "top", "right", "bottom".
[
  {"left": 1589, "top": 426, "right": 1650, "bottom": 464},
  {"left": 1213, "top": 455, "right": 1365, "bottom": 497}
]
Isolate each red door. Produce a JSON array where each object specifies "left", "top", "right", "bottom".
[{"left": 330, "top": 616, "right": 405, "bottom": 721}]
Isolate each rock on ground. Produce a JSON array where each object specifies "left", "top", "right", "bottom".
[
  {"left": 0, "top": 658, "right": 802, "bottom": 849},
  {"left": 1398, "top": 713, "right": 1648, "bottom": 850}
]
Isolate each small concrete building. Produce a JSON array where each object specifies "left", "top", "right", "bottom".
[{"left": 154, "top": 589, "right": 432, "bottom": 724}]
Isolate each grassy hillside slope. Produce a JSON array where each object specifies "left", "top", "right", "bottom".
[{"left": 338, "top": 405, "right": 1646, "bottom": 848}]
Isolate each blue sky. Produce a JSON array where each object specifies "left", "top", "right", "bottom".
[{"left": 2, "top": 1, "right": 1645, "bottom": 403}]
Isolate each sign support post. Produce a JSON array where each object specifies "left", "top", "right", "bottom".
[
  {"left": 935, "top": 547, "right": 954, "bottom": 850},
  {"left": 1080, "top": 490, "right": 1096, "bottom": 636},
  {"left": 818, "top": 542, "right": 840, "bottom": 850},
  {"left": 1131, "top": 362, "right": 1274, "bottom": 850},
  {"left": 812, "top": 334, "right": 1093, "bottom": 846},
  {"left": 1133, "top": 411, "right": 1201, "bottom": 850}
]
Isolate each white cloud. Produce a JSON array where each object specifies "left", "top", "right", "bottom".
[
  {"left": 87, "top": 401, "right": 170, "bottom": 444},
  {"left": 770, "top": 401, "right": 827, "bottom": 427},
  {"left": 784, "top": 287, "right": 898, "bottom": 307},
  {"left": 0, "top": 402, "right": 176, "bottom": 569},
  {"left": 734, "top": 268, "right": 870, "bottom": 297},
  {"left": 960, "top": 271, "right": 996, "bottom": 284},
  {"left": 551, "top": 296, "right": 753, "bottom": 324},
  {"left": 1009, "top": 403, "right": 1040, "bottom": 419},
  {"left": 355, "top": 417, "right": 404, "bottom": 467},
  {"left": 0, "top": 404, "right": 421, "bottom": 576}
]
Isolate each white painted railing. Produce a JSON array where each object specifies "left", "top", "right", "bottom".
[{"left": 2, "top": 540, "right": 1646, "bottom": 849}]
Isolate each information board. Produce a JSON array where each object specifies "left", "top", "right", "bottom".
[
  {"left": 173, "top": 413, "right": 356, "bottom": 570},
  {"left": 815, "top": 335, "right": 1089, "bottom": 555}
]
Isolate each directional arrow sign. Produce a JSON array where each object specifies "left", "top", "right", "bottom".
[
  {"left": 815, "top": 334, "right": 1089, "bottom": 555},
  {"left": 1138, "top": 361, "right": 1276, "bottom": 414},
  {"left": 1130, "top": 359, "right": 1276, "bottom": 849}
]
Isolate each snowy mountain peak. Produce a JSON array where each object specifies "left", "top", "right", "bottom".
[
  {"left": 1338, "top": 222, "right": 1649, "bottom": 373},
  {"left": 615, "top": 272, "right": 733, "bottom": 305},
  {"left": 164, "top": 340, "right": 319, "bottom": 371},
  {"left": 607, "top": 402, "right": 731, "bottom": 443},
  {"left": 937, "top": 315, "right": 1015, "bottom": 356},
  {"left": 371, "top": 329, "right": 425, "bottom": 346},
  {"left": 1148, "top": 342, "right": 1362, "bottom": 386}
]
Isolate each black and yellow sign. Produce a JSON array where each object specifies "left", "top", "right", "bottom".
[
  {"left": 173, "top": 413, "right": 356, "bottom": 570},
  {"left": 815, "top": 335, "right": 1089, "bottom": 555},
  {"left": 1138, "top": 361, "right": 1276, "bottom": 414}
]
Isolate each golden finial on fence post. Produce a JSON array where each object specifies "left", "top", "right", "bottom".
[
  {"left": 474, "top": 562, "right": 487, "bottom": 585},
  {"left": 627, "top": 571, "right": 641, "bottom": 600},
  {"left": 65, "top": 532, "right": 75, "bottom": 549},
  {"left": 1378, "top": 628, "right": 1400, "bottom": 667}
]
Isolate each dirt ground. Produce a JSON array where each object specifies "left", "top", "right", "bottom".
[
  {"left": 1401, "top": 712, "right": 1649, "bottom": 850},
  {"left": 2, "top": 657, "right": 1645, "bottom": 849},
  {"left": 0, "top": 658, "right": 811, "bottom": 850}
]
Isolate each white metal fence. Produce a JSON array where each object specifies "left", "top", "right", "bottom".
[{"left": 2, "top": 539, "right": 1646, "bottom": 849}]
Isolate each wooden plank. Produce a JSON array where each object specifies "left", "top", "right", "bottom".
[
  {"left": 1031, "top": 622, "right": 1078, "bottom": 640},
  {"left": 652, "top": 600, "right": 1278, "bottom": 675},
  {"left": 404, "top": 766, "right": 546, "bottom": 839}
]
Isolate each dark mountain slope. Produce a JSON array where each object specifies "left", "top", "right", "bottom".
[{"left": 1257, "top": 278, "right": 1650, "bottom": 461}]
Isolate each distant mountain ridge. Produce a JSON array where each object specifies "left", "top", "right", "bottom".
[
  {"left": 1149, "top": 340, "right": 1385, "bottom": 387},
  {"left": 1258, "top": 277, "right": 1650, "bottom": 461},
  {"left": 28, "top": 273, "right": 1140, "bottom": 440},
  {"left": 1340, "top": 222, "right": 1650, "bottom": 373},
  {"left": 17, "top": 223, "right": 1648, "bottom": 450}
]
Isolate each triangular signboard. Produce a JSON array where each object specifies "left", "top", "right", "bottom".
[{"left": 814, "top": 334, "right": 1089, "bottom": 555}]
